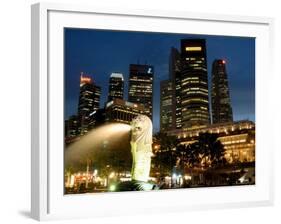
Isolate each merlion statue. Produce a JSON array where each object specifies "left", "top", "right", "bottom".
[
  {"left": 115, "top": 115, "right": 158, "bottom": 191},
  {"left": 130, "top": 115, "right": 153, "bottom": 182}
]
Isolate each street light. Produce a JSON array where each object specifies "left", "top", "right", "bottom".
[{"left": 109, "top": 184, "right": 116, "bottom": 191}]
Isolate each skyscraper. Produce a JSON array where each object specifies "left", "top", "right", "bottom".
[
  {"left": 169, "top": 47, "right": 182, "bottom": 129},
  {"left": 211, "top": 59, "right": 233, "bottom": 124},
  {"left": 128, "top": 64, "right": 154, "bottom": 120},
  {"left": 107, "top": 72, "right": 124, "bottom": 102},
  {"left": 180, "top": 39, "right": 210, "bottom": 128},
  {"left": 160, "top": 80, "right": 173, "bottom": 132},
  {"left": 77, "top": 73, "right": 101, "bottom": 135}
]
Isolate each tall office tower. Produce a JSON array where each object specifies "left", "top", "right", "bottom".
[
  {"left": 160, "top": 80, "right": 173, "bottom": 132},
  {"left": 77, "top": 73, "right": 101, "bottom": 135},
  {"left": 211, "top": 59, "right": 233, "bottom": 124},
  {"left": 128, "top": 64, "right": 154, "bottom": 121},
  {"left": 169, "top": 47, "right": 182, "bottom": 129},
  {"left": 180, "top": 39, "right": 210, "bottom": 128},
  {"left": 107, "top": 72, "right": 124, "bottom": 102}
]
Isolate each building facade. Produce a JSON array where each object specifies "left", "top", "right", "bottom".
[
  {"left": 160, "top": 80, "right": 173, "bottom": 132},
  {"left": 107, "top": 72, "right": 124, "bottom": 102},
  {"left": 65, "top": 115, "right": 78, "bottom": 138},
  {"left": 167, "top": 120, "right": 255, "bottom": 163},
  {"left": 77, "top": 73, "right": 101, "bottom": 135},
  {"left": 169, "top": 47, "right": 182, "bottom": 129},
  {"left": 105, "top": 98, "right": 145, "bottom": 124},
  {"left": 88, "top": 108, "right": 106, "bottom": 129},
  {"left": 128, "top": 64, "right": 154, "bottom": 121},
  {"left": 180, "top": 39, "right": 210, "bottom": 129},
  {"left": 211, "top": 59, "right": 233, "bottom": 124}
]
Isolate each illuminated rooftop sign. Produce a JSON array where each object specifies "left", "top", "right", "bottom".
[
  {"left": 80, "top": 73, "right": 92, "bottom": 85},
  {"left": 185, "top": 46, "right": 202, "bottom": 51},
  {"left": 147, "top": 67, "right": 153, "bottom": 74},
  {"left": 110, "top": 72, "right": 124, "bottom": 80}
]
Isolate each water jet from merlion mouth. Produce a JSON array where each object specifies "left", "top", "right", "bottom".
[{"left": 65, "top": 123, "right": 131, "bottom": 169}]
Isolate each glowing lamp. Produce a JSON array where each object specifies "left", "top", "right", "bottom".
[
  {"left": 109, "top": 172, "right": 115, "bottom": 179},
  {"left": 109, "top": 184, "right": 116, "bottom": 191}
]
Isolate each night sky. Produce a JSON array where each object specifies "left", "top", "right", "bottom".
[{"left": 65, "top": 28, "right": 255, "bottom": 133}]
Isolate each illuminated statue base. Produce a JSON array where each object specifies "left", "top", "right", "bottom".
[{"left": 116, "top": 180, "right": 159, "bottom": 191}]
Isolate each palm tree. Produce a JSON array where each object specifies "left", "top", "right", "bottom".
[
  {"left": 152, "top": 132, "right": 180, "bottom": 177},
  {"left": 184, "top": 132, "right": 226, "bottom": 169},
  {"left": 180, "top": 133, "right": 226, "bottom": 186}
]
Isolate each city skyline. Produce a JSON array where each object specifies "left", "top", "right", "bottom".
[{"left": 65, "top": 28, "right": 255, "bottom": 132}]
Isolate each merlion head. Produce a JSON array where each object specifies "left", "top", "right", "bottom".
[{"left": 130, "top": 115, "right": 152, "bottom": 145}]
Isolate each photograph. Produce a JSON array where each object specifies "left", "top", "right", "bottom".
[{"left": 63, "top": 28, "right": 255, "bottom": 194}]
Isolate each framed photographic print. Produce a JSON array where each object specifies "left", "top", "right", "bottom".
[{"left": 31, "top": 2, "right": 274, "bottom": 221}]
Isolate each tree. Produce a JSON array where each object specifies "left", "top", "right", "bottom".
[
  {"left": 184, "top": 132, "right": 226, "bottom": 169},
  {"left": 152, "top": 132, "right": 180, "bottom": 177}
]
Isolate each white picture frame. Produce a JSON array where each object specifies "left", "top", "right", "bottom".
[{"left": 31, "top": 2, "right": 274, "bottom": 221}]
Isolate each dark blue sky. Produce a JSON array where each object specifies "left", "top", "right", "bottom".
[{"left": 65, "top": 28, "right": 255, "bottom": 133}]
